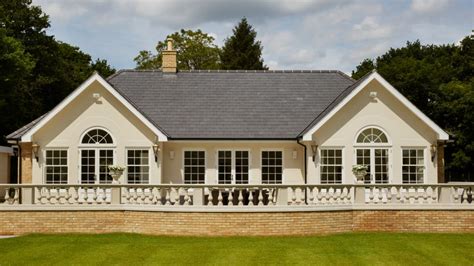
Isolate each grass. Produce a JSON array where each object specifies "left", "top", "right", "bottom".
[{"left": 0, "top": 233, "right": 472, "bottom": 265}]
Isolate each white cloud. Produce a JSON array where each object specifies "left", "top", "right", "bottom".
[
  {"left": 32, "top": 0, "right": 472, "bottom": 73},
  {"left": 351, "top": 16, "right": 392, "bottom": 41},
  {"left": 411, "top": 0, "right": 450, "bottom": 13}
]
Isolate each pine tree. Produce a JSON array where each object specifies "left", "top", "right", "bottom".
[{"left": 220, "top": 18, "right": 268, "bottom": 70}]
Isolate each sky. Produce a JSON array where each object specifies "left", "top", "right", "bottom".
[{"left": 33, "top": 0, "right": 473, "bottom": 73}]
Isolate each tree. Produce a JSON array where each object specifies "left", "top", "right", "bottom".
[
  {"left": 134, "top": 29, "right": 220, "bottom": 70},
  {"left": 0, "top": 0, "right": 115, "bottom": 144},
  {"left": 220, "top": 18, "right": 268, "bottom": 70},
  {"left": 352, "top": 36, "right": 474, "bottom": 180},
  {"left": 91, "top": 58, "right": 116, "bottom": 78}
]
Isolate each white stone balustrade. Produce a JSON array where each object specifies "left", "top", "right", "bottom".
[{"left": 0, "top": 183, "right": 472, "bottom": 208}]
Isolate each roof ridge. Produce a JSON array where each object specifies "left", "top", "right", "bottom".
[{"left": 112, "top": 69, "right": 349, "bottom": 74}]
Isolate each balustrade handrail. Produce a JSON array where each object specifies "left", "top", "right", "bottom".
[{"left": 0, "top": 183, "right": 473, "bottom": 189}]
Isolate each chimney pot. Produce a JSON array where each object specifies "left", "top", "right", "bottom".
[{"left": 162, "top": 38, "right": 177, "bottom": 73}]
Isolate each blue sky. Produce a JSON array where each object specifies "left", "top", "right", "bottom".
[{"left": 33, "top": 0, "right": 472, "bottom": 73}]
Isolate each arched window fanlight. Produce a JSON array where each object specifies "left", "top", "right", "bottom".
[
  {"left": 81, "top": 129, "right": 113, "bottom": 144},
  {"left": 356, "top": 127, "right": 388, "bottom": 144}
]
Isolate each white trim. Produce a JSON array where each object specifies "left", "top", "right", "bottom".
[
  {"left": 125, "top": 147, "right": 152, "bottom": 184},
  {"left": 400, "top": 146, "right": 427, "bottom": 184},
  {"left": 182, "top": 149, "right": 207, "bottom": 184},
  {"left": 302, "top": 72, "right": 449, "bottom": 141},
  {"left": 78, "top": 126, "right": 116, "bottom": 146},
  {"left": 20, "top": 72, "right": 168, "bottom": 142},
  {"left": 216, "top": 149, "right": 251, "bottom": 185},
  {"left": 318, "top": 147, "right": 345, "bottom": 184},
  {"left": 353, "top": 125, "right": 392, "bottom": 146},
  {"left": 260, "top": 149, "right": 285, "bottom": 185},
  {"left": 43, "top": 148, "right": 69, "bottom": 185}
]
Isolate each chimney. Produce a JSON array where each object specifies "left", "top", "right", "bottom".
[{"left": 162, "top": 38, "right": 177, "bottom": 73}]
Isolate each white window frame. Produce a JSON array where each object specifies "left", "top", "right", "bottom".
[
  {"left": 78, "top": 148, "right": 116, "bottom": 184},
  {"left": 125, "top": 147, "right": 151, "bottom": 184},
  {"left": 260, "top": 149, "right": 284, "bottom": 185},
  {"left": 182, "top": 149, "right": 206, "bottom": 184},
  {"left": 319, "top": 147, "right": 344, "bottom": 184},
  {"left": 78, "top": 127, "right": 115, "bottom": 147},
  {"left": 401, "top": 147, "right": 426, "bottom": 184},
  {"left": 216, "top": 149, "right": 251, "bottom": 184},
  {"left": 44, "top": 148, "right": 69, "bottom": 184}
]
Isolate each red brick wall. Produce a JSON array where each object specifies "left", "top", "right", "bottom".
[{"left": 0, "top": 210, "right": 472, "bottom": 236}]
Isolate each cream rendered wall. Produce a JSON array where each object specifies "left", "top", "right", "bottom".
[
  {"left": 31, "top": 81, "right": 161, "bottom": 184},
  {"left": 308, "top": 79, "right": 439, "bottom": 184},
  {"left": 161, "top": 142, "right": 304, "bottom": 184}
]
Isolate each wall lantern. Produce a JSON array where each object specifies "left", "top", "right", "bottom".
[
  {"left": 430, "top": 144, "right": 437, "bottom": 162},
  {"left": 152, "top": 142, "right": 160, "bottom": 162},
  {"left": 32, "top": 143, "right": 40, "bottom": 162},
  {"left": 311, "top": 144, "right": 318, "bottom": 162}
]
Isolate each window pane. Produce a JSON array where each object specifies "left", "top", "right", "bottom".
[
  {"left": 45, "top": 149, "right": 68, "bottom": 184},
  {"left": 184, "top": 151, "right": 205, "bottom": 184},
  {"left": 262, "top": 151, "right": 282, "bottom": 184}
]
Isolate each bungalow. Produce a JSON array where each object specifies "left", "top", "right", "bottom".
[{"left": 6, "top": 39, "right": 449, "bottom": 187}]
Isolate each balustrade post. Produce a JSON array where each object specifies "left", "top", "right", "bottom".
[
  {"left": 111, "top": 186, "right": 121, "bottom": 204},
  {"left": 354, "top": 184, "right": 366, "bottom": 204},
  {"left": 21, "top": 187, "right": 34, "bottom": 205},
  {"left": 193, "top": 188, "right": 204, "bottom": 206},
  {"left": 276, "top": 188, "right": 288, "bottom": 206},
  {"left": 439, "top": 186, "right": 452, "bottom": 204}
]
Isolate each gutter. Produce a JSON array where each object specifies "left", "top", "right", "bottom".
[{"left": 296, "top": 138, "right": 307, "bottom": 204}]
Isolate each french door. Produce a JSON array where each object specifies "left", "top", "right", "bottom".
[
  {"left": 355, "top": 148, "right": 389, "bottom": 184},
  {"left": 217, "top": 150, "right": 249, "bottom": 184},
  {"left": 80, "top": 149, "right": 114, "bottom": 184}
]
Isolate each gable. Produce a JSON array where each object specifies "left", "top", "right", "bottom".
[
  {"left": 18, "top": 73, "right": 168, "bottom": 142},
  {"left": 301, "top": 72, "right": 449, "bottom": 141}
]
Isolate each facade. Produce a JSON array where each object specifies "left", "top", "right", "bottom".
[{"left": 6, "top": 40, "right": 449, "bottom": 187}]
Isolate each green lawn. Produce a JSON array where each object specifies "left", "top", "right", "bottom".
[{"left": 1, "top": 233, "right": 472, "bottom": 265}]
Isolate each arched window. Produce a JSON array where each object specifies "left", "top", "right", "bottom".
[
  {"left": 355, "top": 127, "right": 390, "bottom": 184},
  {"left": 356, "top": 127, "right": 388, "bottom": 144},
  {"left": 81, "top": 129, "right": 113, "bottom": 144}
]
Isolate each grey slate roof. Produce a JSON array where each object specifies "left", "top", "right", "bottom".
[
  {"left": 7, "top": 70, "right": 357, "bottom": 140},
  {"left": 107, "top": 70, "right": 355, "bottom": 139}
]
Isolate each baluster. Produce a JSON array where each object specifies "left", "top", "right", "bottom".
[
  {"left": 290, "top": 187, "right": 296, "bottom": 205},
  {"left": 368, "top": 187, "right": 375, "bottom": 204},
  {"left": 207, "top": 188, "right": 213, "bottom": 206},
  {"left": 377, "top": 188, "right": 384, "bottom": 203},
  {"left": 3, "top": 188, "right": 10, "bottom": 204},
  {"left": 165, "top": 188, "right": 171, "bottom": 205},
  {"left": 152, "top": 188, "right": 161, "bottom": 205},
  {"left": 308, "top": 187, "right": 315, "bottom": 205},
  {"left": 69, "top": 187, "right": 77, "bottom": 204},
  {"left": 183, "top": 188, "right": 190, "bottom": 206},
  {"left": 267, "top": 188, "right": 274, "bottom": 206},
  {"left": 258, "top": 189, "right": 264, "bottom": 206},
  {"left": 13, "top": 188, "right": 19, "bottom": 204},
  {"left": 248, "top": 189, "right": 254, "bottom": 206},
  {"left": 325, "top": 188, "right": 331, "bottom": 205},
  {"left": 237, "top": 189, "right": 243, "bottom": 206},
  {"left": 228, "top": 189, "right": 234, "bottom": 206},
  {"left": 217, "top": 189, "right": 223, "bottom": 206},
  {"left": 452, "top": 187, "right": 459, "bottom": 203},
  {"left": 386, "top": 187, "right": 392, "bottom": 204},
  {"left": 173, "top": 187, "right": 180, "bottom": 205},
  {"left": 462, "top": 188, "right": 468, "bottom": 204},
  {"left": 315, "top": 187, "right": 322, "bottom": 205}
]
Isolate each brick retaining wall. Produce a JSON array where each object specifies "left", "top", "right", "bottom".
[{"left": 0, "top": 210, "right": 472, "bottom": 236}]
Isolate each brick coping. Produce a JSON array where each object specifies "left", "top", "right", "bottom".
[{"left": 0, "top": 204, "right": 472, "bottom": 212}]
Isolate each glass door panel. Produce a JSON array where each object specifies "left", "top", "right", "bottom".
[
  {"left": 218, "top": 151, "right": 232, "bottom": 184},
  {"left": 99, "top": 149, "right": 114, "bottom": 184},
  {"left": 374, "top": 149, "right": 389, "bottom": 183},
  {"left": 356, "top": 149, "right": 371, "bottom": 183},
  {"left": 81, "top": 149, "right": 96, "bottom": 184},
  {"left": 235, "top": 151, "right": 249, "bottom": 184}
]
